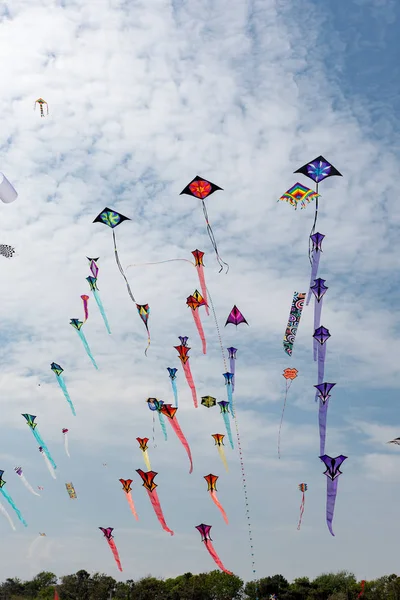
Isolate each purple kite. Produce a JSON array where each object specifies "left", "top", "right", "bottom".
[
  {"left": 306, "top": 233, "right": 325, "bottom": 306},
  {"left": 222, "top": 372, "right": 234, "bottom": 416},
  {"left": 315, "top": 382, "right": 336, "bottom": 455},
  {"left": 319, "top": 454, "right": 347, "bottom": 536},
  {"left": 227, "top": 347, "right": 237, "bottom": 392},
  {"left": 313, "top": 326, "right": 331, "bottom": 395},
  {"left": 310, "top": 278, "right": 329, "bottom": 361},
  {"left": 225, "top": 306, "right": 248, "bottom": 327}
]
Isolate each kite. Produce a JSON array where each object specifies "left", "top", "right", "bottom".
[
  {"left": 195, "top": 524, "right": 232, "bottom": 574},
  {"left": 186, "top": 292, "right": 207, "bottom": 354},
  {"left": 81, "top": 295, "right": 89, "bottom": 322},
  {"left": 51, "top": 363, "right": 76, "bottom": 416},
  {"left": 147, "top": 398, "right": 168, "bottom": 441},
  {"left": 297, "top": 483, "right": 308, "bottom": 530},
  {"left": 136, "top": 470, "right": 174, "bottom": 535},
  {"left": 217, "top": 402, "right": 234, "bottom": 449},
  {"left": 180, "top": 176, "right": 228, "bottom": 272},
  {"left": 88, "top": 257, "right": 99, "bottom": 278},
  {"left": 315, "top": 382, "right": 336, "bottom": 455},
  {"left": 306, "top": 233, "right": 325, "bottom": 306},
  {"left": 136, "top": 438, "right": 151, "bottom": 471},
  {"left": 65, "top": 482, "right": 77, "bottom": 499},
  {"left": 310, "top": 279, "right": 328, "bottom": 362},
  {"left": 222, "top": 372, "right": 234, "bottom": 416},
  {"left": 39, "top": 447, "right": 56, "bottom": 479},
  {"left": 0, "top": 244, "right": 15, "bottom": 258},
  {"left": 14, "top": 467, "right": 40, "bottom": 497},
  {"left": 204, "top": 474, "right": 228, "bottom": 524},
  {"left": 227, "top": 347, "right": 237, "bottom": 392},
  {"left": 174, "top": 337, "right": 198, "bottom": 408},
  {"left": 159, "top": 404, "right": 193, "bottom": 473},
  {"left": 225, "top": 305, "right": 248, "bottom": 327},
  {"left": 119, "top": 479, "right": 138, "bottom": 521},
  {"left": 278, "top": 368, "right": 298, "bottom": 459},
  {"left": 137, "top": 304, "right": 151, "bottom": 355},
  {"left": 86, "top": 276, "right": 111, "bottom": 335},
  {"left": 99, "top": 527, "right": 123, "bottom": 572},
  {"left": 387, "top": 437, "right": 400, "bottom": 445},
  {"left": 212, "top": 434, "right": 228, "bottom": 473},
  {"left": 313, "top": 326, "right": 331, "bottom": 392},
  {"left": 167, "top": 368, "right": 179, "bottom": 407},
  {"left": 62, "top": 428, "right": 70, "bottom": 457},
  {"left": 70, "top": 319, "right": 98, "bottom": 369},
  {"left": 192, "top": 250, "right": 209, "bottom": 315},
  {"left": 320, "top": 454, "right": 347, "bottom": 536},
  {"left": 34, "top": 98, "right": 49, "bottom": 117},
  {"left": 0, "top": 471, "right": 27, "bottom": 527},
  {"left": 93, "top": 208, "right": 150, "bottom": 349},
  {"left": 0, "top": 172, "right": 18, "bottom": 204},
  {"left": 201, "top": 395, "right": 216, "bottom": 408},
  {"left": 283, "top": 292, "right": 306, "bottom": 356},
  {"left": 278, "top": 182, "right": 319, "bottom": 210},
  {"left": 22, "top": 414, "right": 56, "bottom": 470}
]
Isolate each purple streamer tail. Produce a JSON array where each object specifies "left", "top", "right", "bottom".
[
  {"left": 306, "top": 251, "right": 321, "bottom": 305},
  {"left": 326, "top": 477, "right": 338, "bottom": 536},
  {"left": 313, "top": 298, "right": 323, "bottom": 362},
  {"left": 315, "top": 344, "right": 327, "bottom": 401},
  {"left": 230, "top": 358, "right": 235, "bottom": 393},
  {"left": 318, "top": 399, "right": 329, "bottom": 456}
]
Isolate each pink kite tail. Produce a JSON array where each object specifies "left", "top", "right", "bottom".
[
  {"left": 81, "top": 295, "right": 89, "bottom": 322},
  {"left": 147, "top": 489, "right": 174, "bottom": 535},
  {"left": 169, "top": 418, "right": 193, "bottom": 473},
  {"left": 297, "top": 492, "right": 305, "bottom": 530},
  {"left": 210, "top": 491, "right": 228, "bottom": 524},
  {"left": 183, "top": 361, "right": 198, "bottom": 408},
  {"left": 126, "top": 492, "right": 139, "bottom": 521},
  {"left": 192, "top": 310, "right": 206, "bottom": 354},
  {"left": 197, "top": 265, "right": 209, "bottom": 316},
  {"left": 204, "top": 540, "right": 232, "bottom": 575},
  {"left": 107, "top": 538, "right": 123, "bottom": 572}
]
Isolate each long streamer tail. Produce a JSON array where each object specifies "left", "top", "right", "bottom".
[
  {"left": 201, "top": 200, "right": 229, "bottom": 273},
  {"left": 21, "top": 474, "right": 40, "bottom": 497},
  {"left": 77, "top": 330, "right": 98, "bottom": 370},
  {"left": 108, "top": 538, "right": 123, "bottom": 572},
  {"left": 297, "top": 492, "right": 305, "bottom": 530},
  {"left": 64, "top": 434, "right": 70, "bottom": 458},
  {"left": 192, "top": 311, "right": 206, "bottom": 354},
  {"left": 210, "top": 491, "right": 229, "bottom": 524},
  {"left": 147, "top": 489, "right": 174, "bottom": 535},
  {"left": 125, "top": 492, "right": 139, "bottom": 521},
  {"left": 112, "top": 229, "right": 136, "bottom": 303},
  {"left": 222, "top": 413, "right": 234, "bottom": 449},
  {"left": 1, "top": 489, "right": 27, "bottom": 527},
  {"left": 205, "top": 540, "right": 232, "bottom": 574},
  {"left": 58, "top": 376, "right": 76, "bottom": 416},
  {"left": 0, "top": 500, "right": 15, "bottom": 530},
  {"left": 143, "top": 450, "right": 151, "bottom": 471},
  {"left": 168, "top": 419, "right": 193, "bottom": 474},
  {"left": 81, "top": 296, "right": 89, "bottom": 321},
  {"left": 171, "top": 379, "right": 178, "bottom": 407},
  {"left": 33, "top": 432, "right": 57, "bottom": 470},
  {"left": 144, "top": 322, "right": 151, "bottom": 357},
  {"left": 197, "top": 265, "right": 209, "bottom": 315},
  {"left": 326, "top": 478, "right": 338, "bottom": 536},
  {"left": 226, "top": 382, "right": 234, "bottom": 417},
  {"left": 41, "top": 452, "right": 57, "bottom": 479},
  {"left": 278, "top": 381, "right": 291, "bottom": 459},
  {"left": 183, "top": 362, "right": 198, "bottom": 408},
  {"left": 217, "top": 446, "right": 229, "bottom": 472},
  {"left": 158, "top": 413, "right": 168, "bottom": 441},
  {"left": 93, "top": 290, "right": 111, "bottom": 334},
  {"left": 230, "top": 358, "right": 235, "bottom": 393}
]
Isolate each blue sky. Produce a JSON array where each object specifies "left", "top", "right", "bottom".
[{"left": 0, "top": 0, "right": 399, "bottom": 585}]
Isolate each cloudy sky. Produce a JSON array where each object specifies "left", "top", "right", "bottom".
[{"left": 0, "top": 0, "right": 399, "bottom": 585}]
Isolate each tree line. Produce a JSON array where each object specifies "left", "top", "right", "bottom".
[{"left": 0, "top": 569, "right": 399, "bottom": 600}]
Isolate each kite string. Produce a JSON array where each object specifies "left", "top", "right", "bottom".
[
  {"left": 112, "top": 230, "right": 137, "bottom": 303},
  {"left": 205, "top": 285, "right": 227, "bottom": 371},
  {"left": 201, "top": 200, "right": 229, "bottom": 274},
  {"left": 126, "top": 258, "right": 194, "bottom": 270}
]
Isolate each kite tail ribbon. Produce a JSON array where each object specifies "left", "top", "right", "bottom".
[
  {"left": 20, "top": 474, "right": 40, "bottom": 496},
  {"left": 158, "top": 413, "right": 168, "bottom": 441},
  {"left": 229, "top": 357, "right": 236, "bottom": 393},
  {"left": 204, "top": 540, "right": 232, "bottom": 574},
  {"left": 0, "top": 489, "right": 27, "bottom": 527},
  {"left": 278, "top": 380, "right": 292, "bottom": 459},
  {"left": 170, "top": 379, "right": 178, "bottom": 408},
  {"left": 93, "top": 290, "right": 111, "bottom": 334},
  {"left": 217, "top": 446, "right": 229, "bottom": 472},
  {"left": 183, "top": 362, "right": 198, "bottom": 408},
  {"left": 77, "top": 329, "right": 98, "bottom": 370},
  {"left": 316, "top": 344, "right": 327, "bottom": 397},
  {"left": 32, "top": 432, "right": 56, "bottom": 470},
  {"left": 147, "top": 489, "right": 174, "bottom": 535},
  {"left": 201, "top": 200, "right": 229, "bottom": 274},
  {"left": 143, "top": 450, "right": 151, "bottom": 471},
  {"left": 81, "top": 295, "right": 89, "bottom": 322},
  {"left": 112, "top": 229, "right": 136, "bottom": 303},
  {"left": 306, "top": 252, "right": 321, "bottom": 306},
  {"left": 197, "top": 265, "right": 209, "bottom": 316},
  {"left": 225, "top": 382, "right": 234, "bottom": 417},
  {"left": 64, "top": 434, "right": 70, "bottom": 458},
  {"left": 0, "top": 500, "right": 15, "bottom": 531},
  {"left": 297, "top": 492, "right": 305, "bottom": 530},
  {"left": 319, "top": 400, "right": 329, "bottom": 456},
  {"left": 107, "top": 538, "right": 123, "bottom": 572},
  {"left": 313, "top": 298, "right": 323, "bottom": 362},
  {"left": 210, "top": 491, "right": 229, "bottom": 524},
  {"left": 222, "top": 413, "right": 234, "bottom": 450},
  {"left": 192, "top": 311, "right": 206, "bottom": 354},
  {"left": 125, "top": 492, "right": 139, "bottom": 521},
  {"left": 326, "top": 477, "right": 338, "bottom": 536},
  {"left": 40, "top": 451, "right": 57, "bottom": 479},
  {"left": 57, "top": 375, "right": 76, "bottom": 416},
  {"left": 168, "top": 419, "right": 193, "bottom": 474}
]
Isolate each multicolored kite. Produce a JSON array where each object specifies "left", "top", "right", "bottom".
[
  {"left": 278, "top": 368, "right": 298, "bottom": 459},
  {"left": 137, "top": 304, "right": 151, "bottom": 355},
  {"left": 34, "top": 98, "right": 48, "bottom": 117},
  {"left": 70, "top": 319, "right": 98, "bottom": 369},
  {"left": 278, "top": 183, "right": 319, "bottom": 210},
  {"left": 313, "top": 326, "right": 331, "bottom": 392},
  {"left": 119, "top": 479, "right": 138, "bottom": 520},
  {"left": 22, "top": 414, "right": 56, "bottom": 470},
  {"left": 136, "top": 470, "right": 174, "bottom": 535},
  {"left": 212, "top": 434, "right": 228, "bottom": 472},
  {"left": 315, "top": 382, "right": 336, "bottom": 455},
  {"left": 180, "top": 177, "right": 228, "bottom": 272},
  {"left": 159, "top": 404, "right": 193, "bottom": 473},
  {"left": 186, "top": 292, "right": 207, "bottom": 354},
  {"left": 319, "top": 454, "right": 347, "bottom": 536},
  {"left": 174, "top": 337, "right": 198, "bottom": 408},
  {"left": 86, "top": 275, "right": 111, "bottom": 334},
  {"left": 147, "top": 398, "right": 168, "bottom": 441},
  {"left": 217, "top": 402, "right": 234, "bottom": 449},
  {"left": 283, "top": 292, "right": 306, "bottom": 356},
  {"left": 62, "top": 428, "right": 70, "bottom": 457},
  {"left": 192, "top": 250, "right": 209, "bottom": 315},
  {"left": 195, "top": 524, "right": 232, "bottom": 574},
  {"left": 136, "top": 437, "right": 151, "bottom": 471},
  {"left": 225, "top": 305, "right": 248, "bottom": 327},
  {"left": 14, "top": 466, "right": 40, "bottom": 497},
  {"left": 201, "top": 395, "right": 216, "bottom": 408},
  {"left": 65, "top": 482, "right": 77, "bottom": 499},
  {"left": 99, "top": 527, "right": 123, "bottom": 572},
  {"left": 297, "top": 483, "right": 307, "bottom": 530},
  {"left": 227, "top": 347, "right": 237, "bottom": 392},
  {"left": 204, "top": 474, "right": 228, "bottom": 524},
  {"left": 0, "top": 471, "right": 27, "bottom": 527},
  {"left": 51, "top": 363, "right": 76, "bottom": 416},
  {"left": 167, "top": 368, "right": 179, "bottom": 407}
]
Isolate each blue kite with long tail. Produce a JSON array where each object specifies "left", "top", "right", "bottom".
[
  {"left": 222, "top": 372, "right": 234, "bottom": 416},
  {"left": 70, "top": 319, "right": 98, "bottom": 369},
  {"left": 167, "top": 368, "right": 178, "bottom": 407},
  {"left": 50, "top": 362, "right": 76, "bottom": 416},
  {"left": 22, "top": 414, "right": 57, "bottom": 470},
  {"left": 217, "top": 401, "right": 234, "bottom": 449},
  {"left": 86, "top": 273, "right": 111, "bottom": 335},
  {"left": 147, "top": 398, "right": 168, "bottom": 441},
  {"left": 0, "top": 470, "right": 27, "bottom": 527}
]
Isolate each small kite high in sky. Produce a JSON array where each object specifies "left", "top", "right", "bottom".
[
  {"left": 86, "top": 257, "right": 111, "bottom": 334},
  {"left": 306, "top": 233, "right": 325, "bottom": 306},
  {"left": 225, "top": 305, "right": 248, "bottom": 327},
  {"left": 174, "top": 337, "right": 198, "bottom": 408},
  {"left": 0, "top": 172, "right": 18, "bottom": 204},
  {"left": 70, "top": 319, "right": 98, "bottom": 369},
  {"left": 201, "top": 395, "right": 216, "bottom": 408},
  {"left": 217, "top": 402, "right": 234, "bottom": 449},
  {"left": 387, "top": 437, "right": 400, "bottom": 445},
  {"left": 0, "top": 470, "right": 27, "bottom": 527},
  {"left": 136, "top": 438, "right": 151, "bottom": 471},
  {"left": 180, "top": 177, "right": 229, "bottom": 273},
  {"left": 310, "top": 279, "right": 329, "bottom": 362},
  {"left": 212, "top": 434, "right": 228, "bottom": 472},
  {"left": 51, "top": 362, "right": 76, "bottom": 416},
  {"left": 283, "top": 292, "right": 306, "bottom": 356},
  {"left": 99, "top": 527, "right": 123, "bottom": 572},
  {"left": 195, "top": 524, "right": 232, "bottom": 574},
  {"left": 278, "top": 368, "right": 298, "bottom": 459},
  {"left": 320, "top": 454, "right": 347, "bottom": 536},
  {"left": 222, "top": 372, "right": 234, "bottom": 416},
  {"left": 167, "top": 368, "right": 179, "bottom": 407},
  {"left": 147, "top": 398, "right": 168, "bottom": 441},
  {"left": 297, "top": 483, "right": 308, "bottom": 530},
  {"left": 159, "top": 404, "right": 193, "bottom": 474},
  {"left": 186, "top": 291, "right": 207, "bottom": 354},
  {"left": 14, "top": 467, "right": 40, "bottom": 497},
  {"left": 34, "top": 98, "right": 49, "bottom": 117},
  {"left": 136, "top": 470, "right": 174, "bottom": 535},
  {"left": 119, "top": 479, "right": 138, "bottom": 520},
  {"left": 313, "top": 326, "right": 331, "bottom": 393},
  {"left": 315, "top": 382, "right": 336, "bottom": 455},
  {"left": 278, "top": 183, "right": 319, "bottom": 210},
  {"left": 204, "top": 474, "right": 228, "bottom": 524},
  {"left": 227, "top": 347, "right": 237, "bottom": 392},
  {"left": 65, "top": 482, "right": 77, "bottom": 499},
  {"left": 192, "top": 250, "right": 209, "bottom": 315},
  {"left": 22, "top": 414, "right": 56, "bottom": 471}
]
